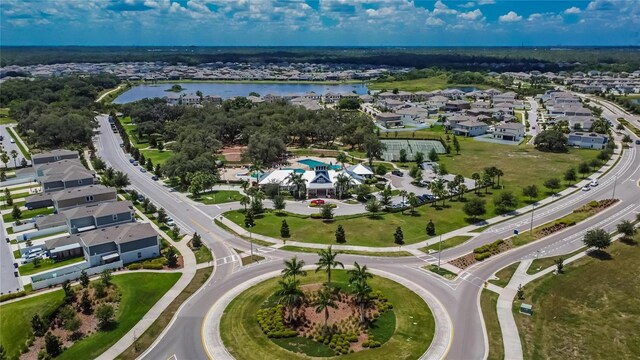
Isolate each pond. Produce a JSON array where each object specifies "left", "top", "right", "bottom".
[{"left": 113, "top": 82, "right": 369, "bottom": 104}]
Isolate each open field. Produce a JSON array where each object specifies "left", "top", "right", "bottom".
[
  {"left": 119, "top": 116, "right": 173, "bottom": 165},
  {"left": 280, "top": 245, "right": 412, "bottom": 257},
  {"left": 527, "top": 247, "right": 586, "bottom": 274},
  {"left": 514, "top": 236, "right": 640, "bottom": 360},
  {"left": 0, "top": 108, "right": 17, "bottom": 125},
  {"left": 190, "top": 190, "right": 244, "bottom": 205},
  {"left": 221, "top": 270, "right": 434, "bottom": 360},
  {"left": 480, "top": 289, "right": 504, "bottom": 360},
  {"left": 368, "top": 75, "right": 492, "bottom": 92}
]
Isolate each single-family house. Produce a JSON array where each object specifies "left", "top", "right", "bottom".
[
  {"left": 376, "top": 113, "right": 403, "bottom": 128},
  {"left": 492, "top": 123, "right": 526, "bottom": 142},
  {"left": 61, "top": 201, "right": 135, "bottom": 233},
  {"left": 31, "top": 149, "right": 79, "bottom": 166},
  {"left": 567, "top": 132, "right": 609, "bottom": 149},
  {"left": 445, "top": 100, "right": 471, "bottom": 112},
  {"left": 345, "top": 164, "right": 374, "bottom": 179},
  {"left": 53, "top": 185, "right": 118, "bottom": 211},
  {"left": 453, "top": 120, "right": 488, "bottom": 137}
]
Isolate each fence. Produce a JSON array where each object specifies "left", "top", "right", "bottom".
[
  {"left": 17, "top": 225, "right": 68, "bottom": 242},
  {"left": 380, "top": 139, "right": 447, "bottom": 162},
  {"left": 30, "top": 261, "right": 122, "bottom": 290}
]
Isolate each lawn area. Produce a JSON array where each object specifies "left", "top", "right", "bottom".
[
  {"left": 241, "top": 254, "right": 265, "bottom": 265},
  {"left": 527, "top": 247, "right": 586, "bottom": 274},
  {"left": 368, "top": 75, "right": 491, "bottom": 92},
  {"left": 3, "top": 207, "right": 55, "bottom": 222},
  {"left": 0, "top": 108, "right": 17, "bottom": 125},
  {"left": 140, "top": 148, "right": 173, "bottom": 166},
  {"left": 280, "top": 245, "right": 413, "bottom": 257},
  {"left": 57, "top": 272, "right": 181, "bottom": 360},
  {"left": 192, "top": 244, "right": 213, "bottom": 264},
  {"left": 18, "top": 256, "right": 85, "bottom": 276},
  {"left": 480, "top": 289, "right": 504, "bottom": 360},
  {"left": 6, "top": 127, "right": 31, "bottom": 160},
  {"left": 221, "top": 270, "right": 434, "bottom": 360},
  {"left": 190, "top": 190, "right": 244, "bottom": 205},
  {"left": 425, "top": 264, "right": 457, "bottom": 280},
  {"left": 514, "top": 237, "right": 640, "bottom": 360},
  {"left": 1, "top": 200, "right": 25, "bottom": 210},
  {"left": 115, "top": 267, "right": 212, "bottom": 360},
  {"left": 488, "top": 262, "right": 520, "bottom": 288},
  {"left": 420, "top": 235, "right": 472, "bottom": 253},
  {"left": 0, "top": 290, "right": 65, "bottom": 359},
  {"left": 119, "top": 117, "right": 173, "bottom": 165}
]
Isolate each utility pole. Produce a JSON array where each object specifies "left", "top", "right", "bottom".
[
  {"left": 249, "top": 225, "right": 254, "bottom": 263},
  {"left": 438, "top": 234, "right": 442, "bottom": 270},
  {"left": 612, "top": 175, "right": 617, "bottom": 199},
  {"left": 529, "top": 203, "right": 535, "bottom": 234}
]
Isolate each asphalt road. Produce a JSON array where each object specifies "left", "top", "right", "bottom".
[
  {"left": 0, "top": 125, "right": 27, "bottom": 169},
  {"left": 94, "top": 99, "right": 639, "bottom": 360},
  {"left": 0, "top": 215, "right": 20, "bottom": 295}
]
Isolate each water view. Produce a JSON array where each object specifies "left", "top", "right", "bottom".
[{"left": 113, "top": 82, "right": 369, "bottom": 104}]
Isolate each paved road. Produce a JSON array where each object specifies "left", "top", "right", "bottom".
[
  {"left": 0, "top": 215, "right": 20, "bottom": 294},
  {"left": 94, "top": 98, "right": 639, "bottom": 360},
  {"left": 0, "top": 125, "right": 28, "bottom": 169},
  {"left": 526, "top": 97, "right": 539, "bottom": 144}
]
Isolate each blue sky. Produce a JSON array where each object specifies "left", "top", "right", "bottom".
[{"left": 1, "top": 0, "right": 639, "bottom": 46}]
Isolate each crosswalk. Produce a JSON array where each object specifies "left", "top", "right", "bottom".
[{"left": 414, "top": 252, "right": 439, "bottom": 265}]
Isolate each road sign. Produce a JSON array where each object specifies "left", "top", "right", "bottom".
[{"left": 513, "top": 229, "right": 519, "bottom": 235}]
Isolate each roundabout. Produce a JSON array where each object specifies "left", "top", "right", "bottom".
[{"left": 203, "top": 264, "right": 453, "bottom": 360}]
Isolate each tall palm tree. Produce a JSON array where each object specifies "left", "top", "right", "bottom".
[
  {"left": 282, "top": 257, "right": 306, "bottom": 282},
  {"left": 315, "top": 246, "right": 344, "bottom": 289},
  {"left": 0, "top": 152, "right": 8, "bottom": 168},
  {"left": 335, "top": 173, "right": 351, "bottom": 199},
  {"left": 239, "top": 195, "right": 250, "bottom": 212},
  {"left": 348, "top": 262, "right": 373, "bottom": 286},
  {"left": 495, "top": 168, "right": 504, "bottom": 187},
  {"left": 249, "top": 160, "right": 264, "bottom": 182},
  {"left": 10, "top": 150, "right": 18, "bottom": 168},
  {"left": 471, "top": 173, "right": 480, "bottom": 194},
  {"left": 275, "top": 279, "right": 304, "bottom": 323},
  {"left": 351, "top": 280, "right": 372, "bottom": 324},
  {"left": 336, "top": 152, "right": 348, "bottom": 170},
  {"left": 240, "top": 179, "right": 250, "bottom": 193},
  {"left": 286, "top": 172, "right": 306, "bottom": 199},
  {"left": 399, "top": 190, "right": 408, "bottom": 204},
  {"left": 314, "top": 288, "right": 338, "bottom": 333}
]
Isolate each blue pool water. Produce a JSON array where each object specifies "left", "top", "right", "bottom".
[
  {"left": 297, "top": 159, "right": 341, "bottom": 170},
  {"left": 282, "top": 168, "right": 306, "bottom": 173}
]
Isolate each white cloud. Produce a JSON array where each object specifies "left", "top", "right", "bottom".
[
  {"left": 433, "top": 0, "right": 457, "bottom": 15},
  {"left": 564, "top": 7, "right": 581, "bottom": 14},
  {"left": 458, "top": 9, "right": 483, "bottom": 21},
  {"left": 459, "top": 2, "right": 475, "bottom": 8},
  {"left": 477, "top": 0, "right": 495, "bottom": 5},
  {"left": 499, "top": 11, "right": 522, "bottom": 22},
  {"left": 425, "top": 16, "right": 444, "bottom": 26}
]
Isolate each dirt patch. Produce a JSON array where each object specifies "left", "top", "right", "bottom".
[
  {"left": 450, "top": 238, "right": 514, "bottom": 269},
  {"left": 220, "top": 146, "right": 246, "bottom": 162}
]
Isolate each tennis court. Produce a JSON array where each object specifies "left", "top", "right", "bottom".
[{"left": 381, "top": 139, "right": 446, "bottom": 161}]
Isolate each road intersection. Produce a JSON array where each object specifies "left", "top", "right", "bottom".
[{"left": 94, "top": 96, "right": 639, "bottom": 360}]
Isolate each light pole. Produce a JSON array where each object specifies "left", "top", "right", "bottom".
[
  {"left": 529, "top": 203, "right": 535, "bottom": 234},
  {"left": 611, "top": 175, "right": 617, "bottom": 199},
  {"left": 438, "top": 234, "right": 442, "bottom": 270},
  {"left": 248, "top": 224, "right": 254, "bottom": 263}
]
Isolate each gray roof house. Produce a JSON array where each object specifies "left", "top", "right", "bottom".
[
  {"left": 31, "top": 149, "right": 79, "bottom": 165},
  {"left": 567, "top": 132, "right": 609, "bottom": 150},
  {"left": 26, "top": 185, "right": 117, "bottom": 210},
  {"left": 61, "top": 201, "right": 135, "bottom": 233},
  {"left": 37, "top": 161, "right": 95, "bottom": 192},
  {"left": 453, "top": 120, "right": 488, "bottom": 137},
  {"left": 376, "top": 113, "right": 403, "bottom": 128},
  {"left": 492, "top": 123, "right": 526, "bottom": 142}
]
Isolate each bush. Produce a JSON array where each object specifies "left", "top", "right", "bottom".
[
  {"left": 127, "top": 263, "right": 142, "bottom": 270},
  {"left": 142, "top": 263, "right": 164, "bottom": 270},
  {"left": 474, "top": 252, "right": 491, "bottom": 261},
  {"left": 0, "top": 291, "right": 26, "bottom": 303},
  {"left": 310, "top": 213, "right": 323, "bottom": 219}
]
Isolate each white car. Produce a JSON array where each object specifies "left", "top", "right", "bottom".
[
  {"left": 10, "top": 138, "right": 15, "bottom": 144},
  {"left": 165, "top": 218, "right": 175, "bottom": 227},
  {"left": 582, "top": 185, "right": 591, "bottom": 191},
  {"left": 590, "top": 179, "right": 599, "bottom": 187}
]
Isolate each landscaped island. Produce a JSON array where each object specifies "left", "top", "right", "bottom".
[{"left": 221, "top": 249, "right": 434, "bottom": 359}]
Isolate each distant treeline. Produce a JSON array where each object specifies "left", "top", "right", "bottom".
[{"left": 2, "top": 46, "right": 639, "bottom": 72}]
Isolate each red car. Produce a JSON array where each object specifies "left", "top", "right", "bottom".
[{"left": 310, "top": 199, "right": 325, "bottom": 205}]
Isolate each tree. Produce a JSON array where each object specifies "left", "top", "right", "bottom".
[
  {"left": 522, "top": 185, "right": 538, "bottom": 202},
  {"left": 280, "top": 219, "right": 290, "bottom": 238},
  {"left": 11, "top": 205, "right": 21, "bottom": 220},
  {"left": 94, "top": 282, "right": 106, "bottom": 298},
  {"left": 239, "top": 195, "right": 250, "bottom": 212},
  {"left": 583, "top": 228, "right": 611, "bottom": 251},
  {"left": 336, "top": 152, "right": 348, "bottom": 170},
  {"left": 348, "top": 262, "right": 373, "bottom": 286},
  {"left": 101, "top": 269, "right": 112, "bottom": 286},
  {"left": 578, "top": 162, "right": 591, "bottom": 178},
  {"left": 244, "top": 210, "right": 255, "bottom": 227},
  {"left": 0, "top": 170, "right": 5, "bottom": 182},
  {"left": 354, "top": 184, "right": 371, "bottom": 202},
  {"left": 409, "top": 165, "right": 423, "bottom": 181},
  {"left": 286, "top": 173, "right": 306, "bottom": 199},
  {"left": 10, "top": 150, "right": 18, "bottom": 168},
  {"left": 315, "top": 246, "right": 344, "bottom": 289},
  {"left": 166, "top": 246, "right": 178, "bottom": 267},
  {"left": 534, "top": 129, "right": 568, "bottom": 152},
  {"left": 157, "top": 208, "right": 168, "bottom": 224},
  {"left": 338, "top": 98, "right": 361, "bottom": 110},
  {"left": 44, "top": 332, "right": 63, "bottom": 356},
  {"left": 334, "top": 173, "right": 352, "bottom": 199},
  {"left": 429, "top": 178, "right": 447, "bottom": 207},
  {"left": 365, "top": 198, "right": 380, "bottom": 218},
  {"left": 351, "top": 278, "right": 372, "bottom": 324},
  {"left": 320, "top": 204, "right": 334, "bottom": 220},
  {"left": 428, "top": 148, "right": 439, "bottom": 162},
  {"left": 463, "top": 198, "right": 486, "bottom": 221},
  {"left": 192, "top": 232, "right": 202, "bottom": 248},
  {"left": 517, "top": 284, "right": 524, "bottom": 300},
  {"left": 555, "top": 257, "right": 564, "bottom": 274},
  {"left": 31, "top": 314, "right": 47, "bottom": 337},
  {"left": 188, "top": 171, "right": 217, "bottom": 197},
  {"left": 375, "top": 163, "right": 387, "bottom": 176},
  {"left": 96, "top": 304, "right": 116, "bottom": 329},
  {"left": 426, "top": 220, "right": 436, "bottom": 236},
  {"left": 622, "top": 134, "right": 632, "bottom": 144},
  {"left": 62, "top": 280, "right": 75, "bottom": 303},
  {"left": 157, "top": 141, "right": 164, "bottom": 151},
  {"left": 171, "top": 224, "right": 180, "bottom": 240},
  {"left": 363, "top": 135, "right": 386, "bottom": 166},
  {"left": 399, "top": 148, "right": 408, "bottom": 162},
  {"left": 275, "top": 278, "right": 304, "bottom": 323},
  {"left": 380, "top": 185, "right": 393, "bottom": 209},
  {"left": 543, "top": 178, "right": 561, "bottom": 195},
  {"left": 282, "top": 256, "right": 306, "bottom": 282},
  {"left": 414, "top": 151, "right": 425, "bottom": 166},
  {"left": 145, "top": 158, "right": 153, "bottom": 171},
  {"left": 273, "top": 195, "right": 286, "bottom": 214},
  {"left": 494, "top": 191, "right": 518, "bottom": 213},
  {"left": 564, "top": 168, "right": 577, "bottom": 185},
  {"left": 20, "top": 158, "right": 27, "bottom": 168},
  {"left": 408, "top": 192, "right": 420, "bottom": 214},
  {"left": 616, "top": 220, "right": 635, "bottom": 239},
  {"left": 0, "top": 152, "right": 8, "bottom": 168},
  {"left": 80, "top": 290, "right": 92, "bottom": 314},
  {"left": 453, "top": 136, "right": 461, "bottom": 154},
  {"left": 471, "top": 172, "right": 481, "bottom": 194},
  {"left": 314, "top": 288, "right": 338, "bottom": 333},
  {"left": 481, "top": 172, "right": 492, "bottom": 193},
  {"left": 79, "top": 270, "right": 90, "bottom": 288},
  {"left": 147, "top": 202, "right": 157, "bottom": 214},
  {"left": 335, "top": 225, "right": 346, "bottom": 243},
  {"left": 394, "top": 226, "right": 404, "bottom": 245}
]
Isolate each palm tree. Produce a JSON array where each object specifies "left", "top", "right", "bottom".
[
  {"left": 471, "top": 173, "right": 480, "bottom": 194},
  {"left": 314, "top": 288, "right": 338, "bottom": 333},
  {"left": 351, "top": 280, "right": 372, "bottom": 324},
  {"left": 336, "top": 152, "right": 348, "bottom": 170},
  {"left": 348, "top": 262, "right": 373, "bottom": 286},
  {"left": 282, "top": 257, "right": 306, "bottom": 282},
  {"left": 240, "top": 179, "right": 250, "bottom": 193},
  {"left": 0, "top": 152, "right": 8, "bottom": 168},
  {"left": 239, "top": 195, "right": 250, "bottom": 212},
  {"left": 315, "top": 246, "right": 344, "bottom": 289},
  {"left": 495, "top": 168, "right": 504, "bottom": 187},
  {"left": 10, "top": 150, "right": 18, "bottom": 168},
  {"left": 399, "top": 190, "right": 408, "bottom": 204},
  {"left": 286, "top": 172, "right": 306, "bottom": 199},
  {"left": 275, "top": 279, "right": 304, "bottom": 323},
  {"left": 249, "top": 160, "right": 264, "bottom": 182},
  {"left": 335, "top": 173, "right": 351, "bottom": 199}
]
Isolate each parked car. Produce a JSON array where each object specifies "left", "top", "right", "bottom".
[
  {"left": 582, "top": 184, "right": 591, "bottom": 191},
  {"left": 636, "top": 140, "right": 640, "bottom": 145},
  {"left": 140, "top": 168, "right": 147, "bottom": 173},
  {"left": 310, "top": 199, "right": 325, "bottom": 206},
  {"left": 10, "top": 138, "right": 15, "bottom": 143},
  {"left": 166, "top": 218, "right": 175, "bottom": 227},
  {"left": 151, "top": 175, "right": 159, "bottom": 181},
  {"left": 590, "top": 179, "right": 599, "bottom": 187},
  {"left": 129, "top": 158, "right": 135, "bottom": 163},
  {"left": 391, "top": 170, "right": 403, "bottom": 177},
  {"left": 137, "top": 194, "right": 145, "bottom": 202},
  {"left": 133, "top": 161, "right": 139, "bottom": 166}
]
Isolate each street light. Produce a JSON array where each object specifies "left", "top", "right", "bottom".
[
  {"left": 438, "top": 234, "right": 442, "bottom": 271},
  {"left": 248, "top": 224, "right": 254, "bottom": 263},
  {"left": 529, "top": 203, "right": 535, "bottom": 234},
  {"left": 611, "top": 175, "right": 618, "bottom": 199}
]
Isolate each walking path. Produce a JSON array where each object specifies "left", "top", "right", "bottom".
[{"left": 95, "top": 84, "right": 125, "bottom": 103}]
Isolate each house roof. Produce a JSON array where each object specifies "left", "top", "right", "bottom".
[
  {"left": 36, "top": 213, "right": 67, "bottom": 229},
  {"left": 32, "top": 149, "right": 78, "bottom": 162},
  {"left": 79, "top": 222, "right": 158, "bottom": 247},
  {"left": 346, "top": 164, "right": 373, "bottom": 176},
  {"left": 53, "top": 185, "right": 116, "bottom": 202},
  {"left": 458, "top": 120, "right": 487, "bottom": 127},
  {"left": 376, "top": 112, "right": 401, "bottom": 119},
  {"left": 496, "top": 123, "right": 525, "bottom": 130},
  {"left": 61, "top": 201, "right": 134, "bottom": 221}
]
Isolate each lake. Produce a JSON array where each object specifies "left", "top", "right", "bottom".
[{"left": 113, "top": 82, "right": 369, "bottom": 104}]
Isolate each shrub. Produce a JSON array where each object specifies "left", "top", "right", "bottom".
[
  {"left": 310, "top": 213, "right": 323, "bottom": 219},
  {"left": 127, "top": 263, "right": 142, "bottom": 270},
  {"left": 0, "top": 291, "right": 26, "bottom": 303},
  {"left": 474, "top": 252, "right": 490, "bottom": 261},
  {"left": 142, "top": 263, "right": 164, "bottom": 270}
]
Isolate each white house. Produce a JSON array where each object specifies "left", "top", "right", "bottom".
[{"left": 258, "top": 167, "right": 364, "bottom": 198}]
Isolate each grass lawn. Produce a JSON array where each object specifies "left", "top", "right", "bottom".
[
  {"left": 18, "top": 256, "right": 85, "bottom": 276},
  {"left": 480, "top": 289, "right": 504, "bottom": 360},
  {"left": 368, "top": 75, "right": 491, "bottom": 92},
  {"left": 221, "top": 270, "right": 434, "bottom": 360},
  {"left": 420, "top": 235, "right": 472, "bottom": 253},
  {"left": 6, "top": 127, "right": 31, "bottom": 160},
  {"left": 514, "top": 237, "right": 640, "bottom": 360},
  {"left": 115, "top": 267, "right": 212, "bottom": 360},
  {"left": 3, "top": 207, "right": 55, "bottom": 222},
  {"left": 190, "top": 190, "right": 244, "bottom": 205},
  {"left": 192, "top": 244, "right": 213, "bottom": 264},
  {"left": 3, "top": 184, "right": 37, "bottom": 192},
  {"left": 488, "top": 262, "right": 520, "bottom": 288},
  {"left": 0, "top": 290, "right": 65, "bottom": 359},
  {"left": 25, "top": 230, "right": 67, "bottom": 241},
  {"left": 1, "top": 200, "right": 25, "bottom": 210},
  {"left": 280, "top": 245, "right": 413, "bottom": 257},
  {"left": 57, "top": 272, "right": 181, "bottom": 360},
  {"left": 527, "top": 247, "right": 586, "bottom": 275},
  {"left": 0, "top": 108, "right": 17, "bottom": 125},
  {"left": 241, "top": 255, "right": 265, "bottom": 265},
  {"left": 140, "top": 148, "right": 173, "bottom": 166},
  {"left": 425, "top": 265, "right": 457, "bottom": 280}
]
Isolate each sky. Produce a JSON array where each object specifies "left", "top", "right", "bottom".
[{"left": 1, "top": 0, "right": 639, "bottom": 46}]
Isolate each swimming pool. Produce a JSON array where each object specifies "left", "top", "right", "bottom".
[
  {"left": 297, "top": 158, "right": 341, "bottom": 170},
  {"left": 282, "top": 168, "right": 306, "bottom": 173}
]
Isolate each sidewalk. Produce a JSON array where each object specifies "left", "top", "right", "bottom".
[{"left": 95, "top": 197, "right": 197, "bottom": 360}]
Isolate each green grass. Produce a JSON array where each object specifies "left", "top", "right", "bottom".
[
  {"left": 13, "top": 249, "right": 20, "bottom": 258},
  {"left": 527, "top": 247, "right": 586, "bottom": 275},
  {"left": 25, "top": 229, "right": 67, "bottom": 241},
  {"left": 1, "top": 200, "right": 25, "bottom": 210},
  {"left": 420, "top": 235, "right": 472, "bottom": 253},
  {"left": 271, "top": 336, "right": 335, "bottom": 357},
  {"left": 3, "top": 184, "right": 37, "bottom": 192},
  {"left": 190, "top": 190, "right": 244, "bottom": 205},
  {"left": 368, "top": 75, "right": 491, "bottom": 92},
  {"left": 0, "top": 108, "right": 17, "bottom": 125},
  {"left": 140, "top": 149, "right": 173, "bottom": 166},
  {"left": 115, "top": 267, "right": 212, "bottom": 360},
  {"left": 0, "top": 289, "right": 65, "bottom": 359},
  {"left": 4, "top": 191, "right": 30, "bottom": 199},
  {"left": 480, "top": 289, "right": 504, "bottom": 360},
  {"left": 515, "top": 236, "right": 640, "bottom": 360},
  {"left": 18, "top": 256, "right": 85, "bottom": 276},
  {"left": 425, "top": 265, "right": 457, "bottom": 280},
  {"left": 241, "top": 255, "right": 265, "bottom": 265},
  {"left": 221, "top": 270, "right": 434, "bottom": 360},
  {"left": 368, "top": 309, "right": 396, "bottom": 343},
  {"left": 192, "top": 244, "right": 213, "bottom": 264},
  {"left": 6, "top": 127, "right": 31, "bottom": 159},
  {"left": 3, "top": 207, "right": 55, "bottom": 222},
  {"left": 488, "top": 262, "right": 520, "bottom": 288},
  {"left": 280, "top": 246, "right": 413, "bottom": 257},
  {"left": 57, "top": 272, "right": 181, "bottom": 360}
]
